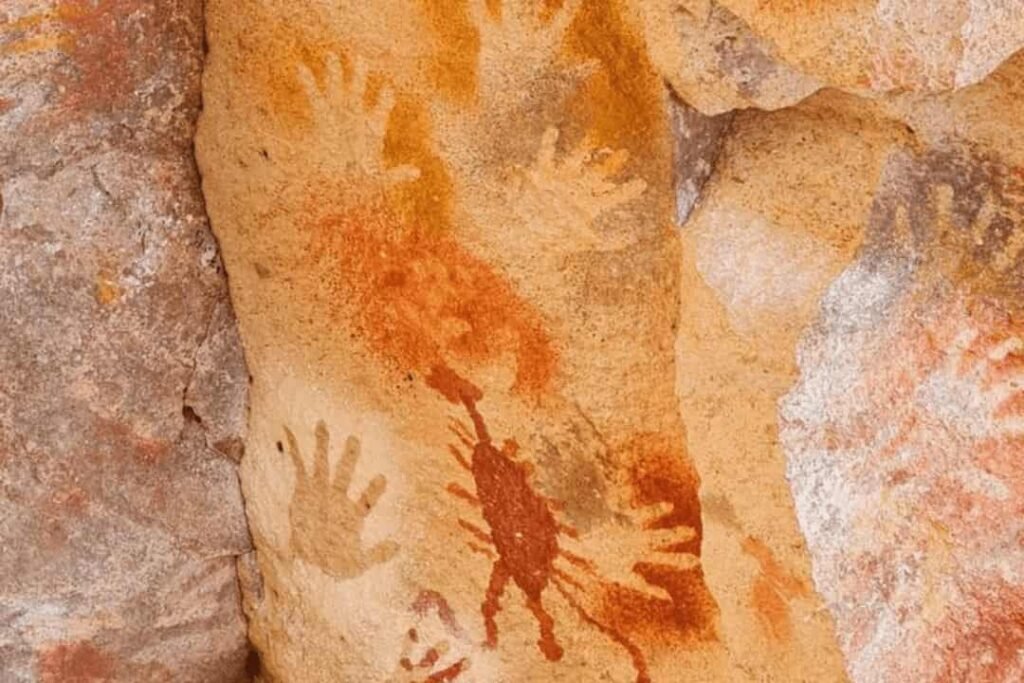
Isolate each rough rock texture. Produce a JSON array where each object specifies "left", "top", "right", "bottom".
[
  {"left": 1, "top": 1, "right": 253, "bottom": 680},
  {"left": 633, "top": 0, "right": 1024, "bottom": 114},
  {"left": 780, "top": 56, "right": 1024, "bottom": 682},
  {"left": 202, "top": 0, "right": 1024, "bottom": 681}
]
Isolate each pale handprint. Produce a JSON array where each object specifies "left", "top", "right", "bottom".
[
  {"left": 512, "top": 127, "right": 647, "bottom": 251},
  {"left": 948, "top": 327, "right": 1024, "bottom": 436},
  {"left": 391, "top": 628, "right": 469, "bottom": 683},
  {"left": 297, "top": 53, "right": 419, "bottom": 186},
  {"left": 560, "top": 501, "right": 700, "bottom": 600},
  {"left": 283, "top": 421, "right": 399, "bottom": 579},
  {"left": 470, "top": 0, "right": 583, "bottom": 100}
]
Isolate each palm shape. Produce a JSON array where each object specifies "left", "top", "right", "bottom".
[
  {"left": 284, "top": 421, "right": 399, "bottom": 579},
  {"left": 296, "top": 53, "right": 419, "bottom": 185}
]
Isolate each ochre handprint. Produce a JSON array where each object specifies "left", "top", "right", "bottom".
[
  {"left": 283, "top": 421, "right": 399, "bottom": 579},
  {"left": 512, "top": 127, "right": 647, "bottom": 252},
  {"left": 560, "top": 501, "right": 700, "bottom": 600},
  {"left": 470, "top": 0, "right": 583, "bottom": 100},
  {"left": 297, "top": 53, "right": 419, "bottom": 186}
]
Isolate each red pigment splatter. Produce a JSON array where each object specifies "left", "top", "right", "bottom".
[
  {"left": 91, "top": 417, "right": 171, "bottom": 464},
  {"left": 934, "top": 582, "right": 1024, "bottom": 681},
  {"left": 425, "top": 660, "right": 468, "bottom": 683},
  {"left": 310, "top": 199, "right": 557, "bottom": 398},
  {"left": 427, "top": 364, "right": 651, "bottom": 683},
  {"left": 37, "top": 641, "right": 115, "bottom": 683}
]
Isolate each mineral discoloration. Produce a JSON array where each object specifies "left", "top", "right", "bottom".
[
  {"left": 783, "top": 141, "right": 1024, "bottom": 681},
  {"left": 1, "top": 0, "right": 252, "bottom": 679},
  {"left": 197, "top": 0, "right": 727, "bottom": 680}
]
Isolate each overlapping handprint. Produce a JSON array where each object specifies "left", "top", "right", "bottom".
[
  {"left": 297, "top": 53, "right": 419, "bottom": 186},
  {"left": 560, "top": 501, "right": 699, "bottom": 601},
  {"left": 510, "top": 126, "right": 647, "bottom": 252},
  {"left": 470, "top": 0, "right": 583, "bottom": 101}
]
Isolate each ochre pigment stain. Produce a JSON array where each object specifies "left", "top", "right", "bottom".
[
  {"left": 37, "top": 641, "right": 115, "bottom": 682},
  {"left": 383, "top": 96, "right": 458, "bottom": 230},
  {"left": 419, "top": 0, "right": 479, "bottom": 104},
  {"left": 311, "top": 201, "right": 557, "bottom": 398},
  {"left": 413, "top": 589, "right": 466, "bottom": 637},
  {"left": 598, "top": 433, "right": 719, "bottom": 645},
  {"left": 564, "top": 0, "right": 669, "bottom": 172},
  {"left": 427, "top": 364, "right": 652, "bottom": 683},
  {"left": 742, "top": 536, "right": 809, "bottom": 641}
]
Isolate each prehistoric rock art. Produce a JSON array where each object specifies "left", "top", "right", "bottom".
[
  {"left": 7, "top": 0, "right": 1024, "bottom": 681},
  {"left": 783, "top": 144, "right": 1024, "bottom": 682},
  {"left": 282, "top": 422, "right": 399, "bottom": 580},
  {"left": 197, "top": 0, "right": 727, "bottom": 680},
  {"left": 195, "top": 0, "right": 1024, "bottom": 680}
]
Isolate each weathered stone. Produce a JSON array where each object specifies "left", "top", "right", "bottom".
[
  {"left": 197, "top": 1, "right": 734, "bottom": 680},
  {"left": 781, "top": 53, "right": 1024, "bottom": 683},
  {"left": 6, "top": 0, "right": 1023, "bottom": 680},
  {"left": 1, "top": 0, "right": 252, "bottom": 680},
  {"left": 632, "top": 0, "right": 1024, "bottom": 115}
]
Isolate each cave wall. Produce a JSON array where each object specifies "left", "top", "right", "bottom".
[
  {"left": 3, "top": 1, "right": 1023, "bottom": 682},
  {"left": 1, "top": 1, "right": 253, "bottom": 680},
  {"left": 196, "top": 1, "right": 1024, "bottom": 682}
]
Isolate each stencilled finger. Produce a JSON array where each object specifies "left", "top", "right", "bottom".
[
  {"left": 334, "top": 434, "right": 361, "bottom": 493},
  {"left": 350, "top": 56, "right": 369, "bottom": 101},
  {"left": 644, "top": 525, "right": 699, "bottom": 548},
  {"left": 933, "top": 184, "right": 956, "bottom": 234},
  {"left": 536, "top": 127, "right": 560, "bottom": 172},
  {"left": 296, "top": 62, "right": 323, "bottom": 113},
  {"left": 643, "top": 551, "right": 701, "bottom": 573},
  {"left": 324, "top": 53, "right": 345, "bottom": 102},
  {"left": 373, "top": 85, "right": 396, "bottom": 130},
  {"left": 631, "top": 501, "right": 675, "bottom": 529},
  {"left": 384, "top": 164, "right": 422, "bottom": 186},
  {"left": 358, "top": 474, "right": 388, "bottom": 514},
  {"left": 969, "top": 192, "right": 997, "bottom": 242},
  {"left": 948, "top": 327, "right": 982, "bottom": 377},
  {"left": 284, "top": 426, "right": 307, "bottom": 481},
  {"left": 308, "top": 421, "right": 331, "bottom": 485}
]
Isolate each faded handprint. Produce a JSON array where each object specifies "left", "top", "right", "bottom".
[
  {"left": 947, "top": 326, "right": 1024, "bottom": 436},
  {"left": 391, "top": 628, "right": 469, "bottom": 683},
  {"left": 297, "top": 53, "right": 419, "bottom": 185},
  {"left": 511, "top": 127, "right": 647, "bottom": 251},
  {"left": 561, "top": 501, "right": 700, "bottom": 600},
  {"left": 283, "top": 421, "right": 399, "bottom": 579},
  {"left": 470, "top": 0, "right": 584, "bottom": 100}
]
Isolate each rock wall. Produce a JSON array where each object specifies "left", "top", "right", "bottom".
[
  {"left": 1, "top": 1, "right": 252, "bottom": 680},
  {"left": 195, "top": 1, "right": 1024, "bottom": 681},
  {"left": 3, "top": 0, "right": 1022, "bottom": 682}
]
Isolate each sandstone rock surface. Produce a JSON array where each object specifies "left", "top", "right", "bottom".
[
  {"left": 5, "top": 0, "right": 1022, "bottom": 682},
  {"left": 196, "top": 0, "right": 1024, "bottom": 680},
  {"left": 1, "top": 1, "right": 252, "bottom": 680},
  {"left": 634, "top": 0, "right": 1024, "bottom": 114}
]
